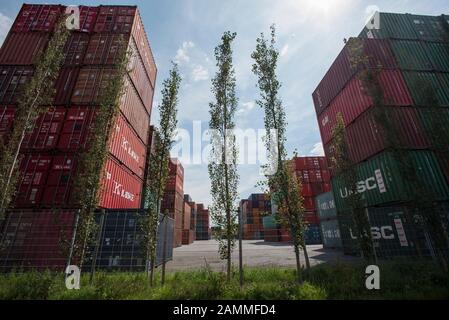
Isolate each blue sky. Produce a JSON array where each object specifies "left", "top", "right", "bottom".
[{"left": 1, "top": 0, "right": 448, "bottom": 207}]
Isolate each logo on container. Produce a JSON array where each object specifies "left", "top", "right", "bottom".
[
  {"left": 339, "top": 169, "right": 386, "bottom": 199},
  {"left": 121, "top": 137, "right": 140, "bottom": 163},
  {"left": 113, "top": 181, "right": 135, "bottom": 202},
  {"left": 349, "top": 225, "right": 394, "bottom": 240}
]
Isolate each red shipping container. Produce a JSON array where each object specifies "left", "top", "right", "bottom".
[
  {"left": 325, "top": 106, "right": 429, "bottom": 165},
  {"left": 77, "top": 6, "right": 99, "bottom": 33},
  {"left": 94, "top": 6, "right": 136, "bottom": 33},
  {"left": 54, "top": 67, "right": 80, "bottom": 105},
  {"left": 119, "top": 76, "right": 150, "bottom": 142},
  {"left": 0, "top": 33, "right": 49, "bottom": 65},
  {"left": 313, "top": 38, "right": 397, "bottom": 115},
  {"left": 109, "top": 115, "right": 147, "bottom": 179},
  {"left": 57, "top": 107, "right": 95, "bottom": 150},
  {"left": 301, "top": 183, "right": 313, "bottom": 197},
  {"left": 15, "top": 154, "right": 52, "bottom": 207},
  {"left": 99, "top": 157, "right": 143, "bottom": 209},
  {"left": 72, "top": 67, "right": 114, "bottom": 104},
  {"left": 303, "top": 197, "right": 316, "bottom": 211},
  {"left": 0, "top": 106, "right": 15, "bottom": 135},
  {"left": 0, "top": 210, "right": 76, "bottom": 270},
  {"left": 304, "top": 212, "right": 319, "bottom": 225},
  {"left": 128, "top": 39, "right": 154, "bottom": 114},
  {"left": 21, "top": 107, "right": 66, "bottom": 150},
  {"left": 131, "top": 10, "right": 157, "bottom": 89},
  {"left": 84, "top": 33, "right": 128, "bottom": 65},
  {"left": 309, "top": 170, "right": 323, "bottom": 183},
  {"left": 183, "top": 202, "right": 191, "bottom": 230},
  {"left": 174, "top": 228, "right": 183, "bottom": 248},
  {"left": 317, "top": 70, "right": 413, "bottom": 145},
  {"left": 83, "top": 34, "right": 153, "bottom": 113},
  {"left": 310, "top": 182, "right": 324, "bottom": 196},
  {"left": 322, "top": 170, "right": 331, "bottom": 182},
  {"left": 182, "top": 229, "right": 194, "bottom": 245},
  {"left": 12, "top": 4, "right": 63, "bottom": 33},
  {"left": 64, "top": 33, "right": 89, "bottom": 66},
  {"left": 0, "top": 66, "right": 34, "bottom": 104}
]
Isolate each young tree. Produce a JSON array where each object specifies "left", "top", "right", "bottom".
[
  {"left": 0, "top": 18, "right": 70, "bottom": 218},
  {"left": 330, "top": 112, "right": 375, "bottom": 261},
  {"left": 141, "top": 63, "right": 181, "bottom": 286},
  {"left": 251, "top": 25, "right": 310, "bottom": 282},
  {"left": 70, "top": 35, "right": 130, "bottom": 268},
  {"left": 208, "top": 31, "right": 239, "bottom": 282}
]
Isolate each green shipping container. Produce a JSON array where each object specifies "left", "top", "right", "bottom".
[
  {"left": 338, "top": 207, "right": 426, "bottom": 257},
  {"left": 320, "top": 219, "right": 342, "bottom": 249},
  {"left": 390, "top": 40, "right": 432, "bottom": 71},
  {"left": 424, "top": 42, "right": 449, "bottom": 72},
  {"left": 409, "top": 14, "right": 448, "bottom": 42},
  {"left": 263, "top": 215, "right": 277, "bottom": 229},
  {"left": 419, "top": 108, "right": 449, "bottom": 140},
  {"left": 316, "top": 192, "right": 337, "bottom": 220},
  {"left": 359, "top": 13, "right": 419, "bottom": 40},
  {"left": 332, "top": 150, "right": 449, "bottom": 211},
  {"left": 402, "top": 71, "right": 449, "bottom": 107},
  {"left": 359, "top": 13, "right": 449, "bottom": 42}
]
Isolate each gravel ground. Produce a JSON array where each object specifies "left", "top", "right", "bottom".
[{"left": 165, "top": 239, "right": 357, "bottom": 272}]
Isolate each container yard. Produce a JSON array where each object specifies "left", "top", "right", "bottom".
[{"left": 1, "top": 1, "right": 449, "bottom": 305}]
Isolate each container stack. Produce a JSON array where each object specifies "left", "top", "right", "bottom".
[
  {"left": 316, "top": 191, "right": 342, "bottom": 249},
  {"left": 195, "top": 203, "right": 210, "bottom": 240},
  {"left": 181, "top": 194, "right": 195, "bottom": 245},
  {"left": 240, "top": 194, "right": 270, "bottom": 240},
  {"left": 263, "top": 157, "right": 330, "bottom": 244},
  {"left": 313, "top": 12, "right": 449, "bottom": 257},
  {"left": 0, "top": 4, "right": 157, "bottom": 210},
  {"left": 161, "top": 158, "right": 184, "bottom": 247},
  {"left": 0, "top": 4, "right": 156, "bottom": 269}
]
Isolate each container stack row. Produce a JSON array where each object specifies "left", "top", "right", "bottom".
[
  {"left": 196, "top": 203, "right": 211, "bottom": 240},
  {"left": 182, "top": 194, "right": 196, "bottom": 245},
  {"left": 0, "top": 4, "right": 157, "bottom": 210},
  {"left": 262, "top": 156, "right": 330, "bottom": 244},
  {"left": 161, "top": 158, "right": 184, "bottom": 248},
  {"left": 313, "top": 12, "right": 449, "bottom": 257},
  {"left": 240, "top": 194, "right": 271, "bottom": 240}
]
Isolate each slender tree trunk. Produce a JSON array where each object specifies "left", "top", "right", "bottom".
[
  {"left": 293, "top": 241, "right": 302, "bottom": 283},
  {"left": 161, "top": 214, "right": 168, "bottom": 285},
  {"left": 0, "top": 90, "right": 43, "bottom": 211},
  {"left": 303, "top": 244, "right": 310, "bottom": 269},
  {"left": 238, "top": 207, "right": 243, "bottom": 288}
]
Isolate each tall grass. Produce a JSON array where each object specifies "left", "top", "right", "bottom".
[{"left": 0, "top": 260, "right": 448, "bottom": 300}]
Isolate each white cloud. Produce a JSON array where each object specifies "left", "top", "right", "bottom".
[
  {"left": 0, "top": 13, "right": 12, "bottom": 46},
  {"left": 174, "top": 41, "right": 195, "bottom": 64},
  {"left": 191, "top": 64, "right": 209, "bottom": 81},
  {"left": 309, "top": 142, "right": 324, "bottom": 156},
  {"left": 237, "top": 101, "right": 256, "bottom": 114},
  {"left": 280, "top": 44, "right": 289, "bottom": 57}
]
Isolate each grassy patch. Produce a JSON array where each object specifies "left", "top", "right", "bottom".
[{"left": 0, "top": 260, "right": 448, "bottom": 300}]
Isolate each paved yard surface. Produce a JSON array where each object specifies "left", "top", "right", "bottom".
[{"left": 165, "top": 240, "right": 356, "bottom": 272}]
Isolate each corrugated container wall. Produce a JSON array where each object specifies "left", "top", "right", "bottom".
[{"left": 0, "top": 4, "right": 157, "bottom": 210}]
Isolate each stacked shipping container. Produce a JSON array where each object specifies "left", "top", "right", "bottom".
[
  {"left": 0, "top": 4, "right": 157, "bottom": 210},
  {"left": 196, "top": 203, "right": 211, "bottom": 240},
  {"left": 161, "top": 158, "right": 184, "bottom": 248},
  {"left": 240, "top": 194, "right": 270, "bottom": 240},
  {"left": 182, "top": 194, "right": 196, "bottom": 245},
  {"left": 0, "top": 4, "right": 157, "bottom": 269},
  {"left": 313, "top": 12, "right": 449, "bottom": 257},
  {"left": 263, "top": 157, "right": 330, "bottom": 244}
]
